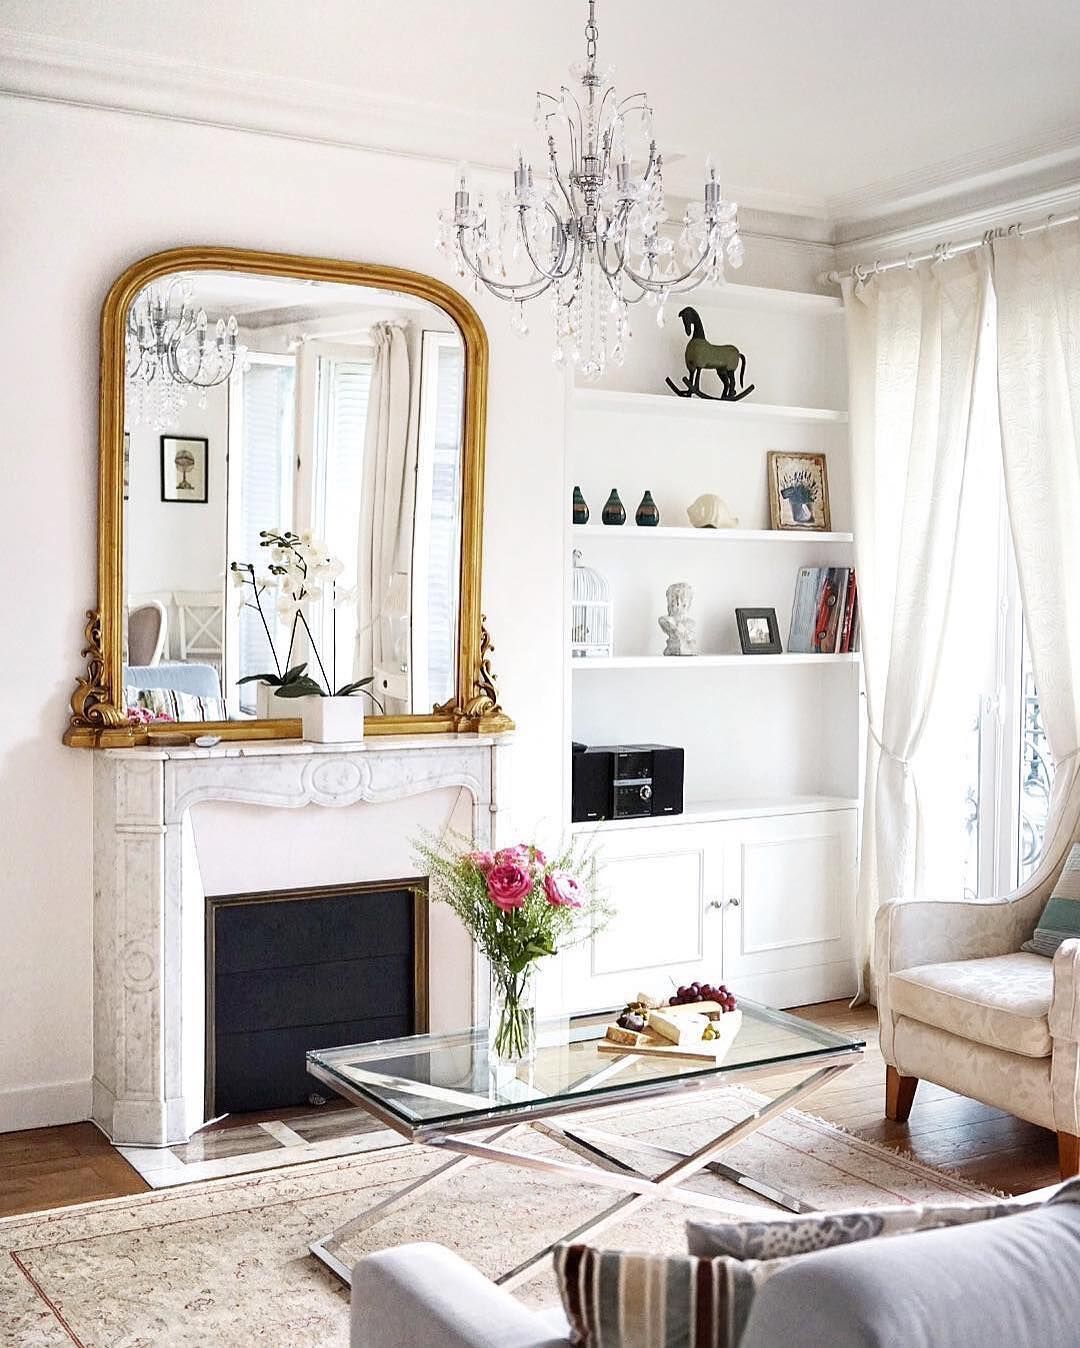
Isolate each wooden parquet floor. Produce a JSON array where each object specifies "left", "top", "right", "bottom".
[{"left": 0, "top": 1002, "right": 1061, "bottom": 1220}]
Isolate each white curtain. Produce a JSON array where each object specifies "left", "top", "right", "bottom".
[
  {"left": 993, "top": 225, "right": 1080, "bottom": 853},
  {"left": 843, "top": 256, "right": 990, "bottom": 998},
  {"left": 355, "top": 321, "right": 415, "bottom": 710}
]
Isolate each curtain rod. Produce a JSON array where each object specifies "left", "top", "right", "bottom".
[{"left": 823, "top": 209, "right": 1080, "bottom": 286}]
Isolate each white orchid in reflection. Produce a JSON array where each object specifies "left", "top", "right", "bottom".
[{"left": 228, "top": 527, "right": 384, "bottom": 709}]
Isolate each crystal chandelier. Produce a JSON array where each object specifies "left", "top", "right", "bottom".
[
  {"left": 125, "top": 278, "right": 246, "bottom": 428},
  {"left": 436, "top": 0, "right": 743, "bottom": 379}
]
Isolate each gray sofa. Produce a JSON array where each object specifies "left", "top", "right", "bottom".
[{"left": 350, "top": 1195, "right": 1080, "bottom": 1347}]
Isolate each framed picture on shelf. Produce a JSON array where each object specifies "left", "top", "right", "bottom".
[
  {"left": 767, "top": 451, "right": 831, "bottom": 531},
  {"left": 736, "top": 607, "right": 782, "bottom": 655},
  {"left": 160, "top": 435, "right": 209, "bottom": 504}
]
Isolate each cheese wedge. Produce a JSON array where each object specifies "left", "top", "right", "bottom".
[
  {"left": 648, "top": 1009, "right": 709, "bottom": 1045},
  {"left": 664, "top": 1000, "right": 722, "bottom": 1017},
  {"left": 605, "top": 1024, "right": 650, "bottom": 1047}
]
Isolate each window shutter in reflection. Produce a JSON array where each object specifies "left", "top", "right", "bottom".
[{"left": 237, "top": 359, "right": 295, "bottom": 712}]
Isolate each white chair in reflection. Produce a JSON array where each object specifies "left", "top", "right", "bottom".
[
  {"left": 127, "top": 600, "right": 168, "bottom": 667},
  {"left": 175, "top": 590, "right": 224, "bottom": 679}
]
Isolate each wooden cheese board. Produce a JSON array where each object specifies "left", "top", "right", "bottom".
[{"left": 598, "top": 1008, "right": 743, "bottom": 1063}]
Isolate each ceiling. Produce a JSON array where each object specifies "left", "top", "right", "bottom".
[{"left": 4, "top": 0, "right": 1080, "bottom": 225}]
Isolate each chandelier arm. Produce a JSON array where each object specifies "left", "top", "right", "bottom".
[
  {"left": 516, "top": 207, "right": 575, "bottom": 284},
  {"left": 455, "top": 229, "right": 554, "bottom": 301},
  {"left": 547, "top": 147, "right": 578, "bottom": 221}
]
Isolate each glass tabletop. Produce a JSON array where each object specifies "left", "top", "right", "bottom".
[{"left": 307, "top": 999, "right": 864, "bottom": 1139}]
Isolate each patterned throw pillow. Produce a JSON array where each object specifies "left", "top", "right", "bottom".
[
  {"left": 686, "top": 1196, "right": 1029, "bottom": 1260},
  {"left": 125, "top": 685, "right": 227, "bottom": 723},
  {"left": 554, "top": 1244, "right": 771, "bottom": 1348},
  {"left": 1023, "top": 843, "right": 1080, "bottom": 957}
]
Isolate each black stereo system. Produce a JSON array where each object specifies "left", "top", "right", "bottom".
[{"left": 571, "top": 743, "right": 684, "bottom": 824}]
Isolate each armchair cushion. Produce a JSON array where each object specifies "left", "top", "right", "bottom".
[{"left": 889, "top": 953, "right": 1053, "bottom": 1058}]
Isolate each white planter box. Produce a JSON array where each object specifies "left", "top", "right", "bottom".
[
  {"left": 255, "top": 683, "right": 289, "bottom": 719},
  {"left": 297, "top": 695, "right": 366, "bottom": 743}
]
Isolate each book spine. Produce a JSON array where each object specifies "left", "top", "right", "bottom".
[
  {"left": 787, "top": 567, "right": 819, "bottom": 653},
  {"left": 813, "top": 571, "right": 836, "bottom": 653},
  {"left": 838, "top": 569, "right": 857, "bottom": 653}
]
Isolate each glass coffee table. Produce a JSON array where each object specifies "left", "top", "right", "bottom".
[{"left": 306, "top": 1000, "right": 863, "bottom": 1287}]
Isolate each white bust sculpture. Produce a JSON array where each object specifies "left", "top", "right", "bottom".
[
  {"left": 687, "top": 494, "right": 739, "bottom": 529},
  {"left": 658, "top": 581, "right": 698, "bottom": 656}
]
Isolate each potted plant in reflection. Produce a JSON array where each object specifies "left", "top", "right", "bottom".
[
  {"left": 414, "top": 833, "right": 609, "bottom": 1081},
  {"left": 230, "top": 528, "right": 384, "bottom": 742}
]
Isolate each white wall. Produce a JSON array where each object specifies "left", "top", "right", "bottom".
[{"left": 0, "top": 95, "right": 566, "bottom": 1130}]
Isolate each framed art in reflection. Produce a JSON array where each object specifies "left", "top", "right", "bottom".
[{"left": 160, "top": 435, "right": 209, "bottom": 504}]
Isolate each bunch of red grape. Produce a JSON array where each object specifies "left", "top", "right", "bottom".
[{"left": 670, "top": 981, "right": 737, "bottom": 1012}]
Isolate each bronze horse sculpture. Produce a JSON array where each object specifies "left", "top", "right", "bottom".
[{"left": 665, "top": 306, "right": 755, "bottom": 401}]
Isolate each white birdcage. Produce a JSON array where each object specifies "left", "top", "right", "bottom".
[{"left": 570, "top": 551, "right": 614, "bottom": 658}]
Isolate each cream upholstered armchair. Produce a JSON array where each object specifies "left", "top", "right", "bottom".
[{"left": 875, "top": 794, "right": 1080, "bottom": 1180}]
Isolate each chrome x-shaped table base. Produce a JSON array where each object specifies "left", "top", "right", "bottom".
[{"left": 309, "top": 1059, "right": 851, "bottom": 1290}]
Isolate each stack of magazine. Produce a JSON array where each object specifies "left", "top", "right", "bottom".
[{"left": 788, "top": 567, "right": 860, "bottom": 654}]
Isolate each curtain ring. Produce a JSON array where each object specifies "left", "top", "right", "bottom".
[
  {"left": 853, "top": 263, "right": 869, "bottom": 284},
  {"left": 905, "top": 252, "right": 916, "bottom": 270},
  {"left": 873, "top": 259, "right": 883, "bottom": 276}
]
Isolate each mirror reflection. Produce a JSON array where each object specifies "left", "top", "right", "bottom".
[{"left": 122, "top": 270, "right": 465, "bottom": 724}]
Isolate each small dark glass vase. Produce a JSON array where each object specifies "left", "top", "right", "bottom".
[
  {"left": 572, "top": 485, "right": 590, "bottom": 525},
  {"left": 602, "top": 489, "right": 626, "bottom": 526},
  {"left": 635, "top": 490, "right": 660, "bottom": 527}
]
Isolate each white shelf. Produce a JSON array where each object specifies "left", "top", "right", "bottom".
[
  {"left": 571, "top": 794, "right": 860, "bottom": 834},
  {"left": 571, "top": 388, "right": 848, "bottom": 424},
  {"left": 572, "top": 653, "right": 861, "bottom": 670},
  {"left": 571, "top": 524, "right": 854, "bottom": 545}
]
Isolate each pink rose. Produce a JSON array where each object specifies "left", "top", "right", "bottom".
[
  {"left": 486, "top": 861, "right": 533, "bottom": 911},
  {"left": 544, "top": 870, "right": 583, "bottom": 908},
  {"left": 465, "top": 850, "right": 496, "bottom": 874},
  {"left": 495, "top": 845, "right": 530, "bottom": 867}
]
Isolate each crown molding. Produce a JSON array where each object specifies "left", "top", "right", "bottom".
[
  {"left": 0, "top": 27, "right": 830, "bottom": 221},
  {"left": 827, "top": 122, "right": 1080, "bottom": 230}
]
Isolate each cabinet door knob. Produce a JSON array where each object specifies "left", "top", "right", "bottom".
[
  {"left": 707, "top": 898, "right": 723, "bottom": 911},
  {"left": 728, "top": 897, "right": 741, "bottom": 908}
]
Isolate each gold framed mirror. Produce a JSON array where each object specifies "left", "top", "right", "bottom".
[{"left": 64, "top": 247, "right": 512, "bottom": 747}]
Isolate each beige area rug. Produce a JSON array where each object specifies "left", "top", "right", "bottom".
[{"left": 2, "top": 1088, "right": 994, "bottom": 1348}]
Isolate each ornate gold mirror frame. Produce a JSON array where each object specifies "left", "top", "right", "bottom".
[{"left": 64, "top": 246, "right": 512, "bottom": 747}]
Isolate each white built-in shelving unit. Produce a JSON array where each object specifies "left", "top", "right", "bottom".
[{"left": 559, "top": 281, "right": 862, "bottom": 1011}]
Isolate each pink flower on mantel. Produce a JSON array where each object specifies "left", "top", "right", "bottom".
[
  {"left": 544, "top": 870, "right": 583, "bottom": 908},
  {"left": 495, "top": 845, "right": 531, "bottom": 868},
  {"left": 486, "top": 861, "right": 533, "bottom": 911},
  {"left": 465, "top": 850, "right": 496, "bottom": 874}
]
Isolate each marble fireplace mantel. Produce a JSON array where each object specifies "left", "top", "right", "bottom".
[{"left": 92, "top": 733, "right": 512, "bottom": 1146}]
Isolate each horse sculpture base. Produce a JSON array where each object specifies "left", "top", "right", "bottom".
[{"left": 664, "top": 375, "right": 757, "bottom": 401}]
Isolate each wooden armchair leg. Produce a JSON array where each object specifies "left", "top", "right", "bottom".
[
  {"left": 1058, "top": 1133, "right": 1080, "bottom": 1180},
  {"left": 885, "top": 1065, "right": 918, "bottom": 1122}
]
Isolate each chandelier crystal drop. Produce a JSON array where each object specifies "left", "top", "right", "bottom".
[
  {"left": 436, "top": 0, "right": 743, "bottom": 380},
  {"left": 125, "top": 278, "right": 247, "bottom": 429}
]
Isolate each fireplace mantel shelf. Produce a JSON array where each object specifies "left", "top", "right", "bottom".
[{"left": 102, "top": 731, "right": 513, "bottom": 761}]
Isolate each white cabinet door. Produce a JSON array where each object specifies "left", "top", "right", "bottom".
[
  {"left": 720, "top": 809, "right": 858, "bottom": 1006},
  {"left": 560, "top": 823, "right": 724, "bottom": 1012}
]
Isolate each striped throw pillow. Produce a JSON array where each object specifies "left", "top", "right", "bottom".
[
  {"left": 554, "top": 1244, "right": 767, "bottom": 1348},
  {"left": 1023, "top": 844, "right": 1080, "bottom": 958}
]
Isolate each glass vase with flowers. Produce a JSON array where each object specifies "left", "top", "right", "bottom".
[{"left": 415, "top": 834, "right": 608, "bottom": 1074}]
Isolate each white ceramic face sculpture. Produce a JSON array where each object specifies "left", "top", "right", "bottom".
[{"left": 687, "top": 494, "right": 739, "bottom": 529}]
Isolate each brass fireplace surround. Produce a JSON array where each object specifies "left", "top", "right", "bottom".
[{"left": 64, "top": 246, "right": 512, "bottom": 747}]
